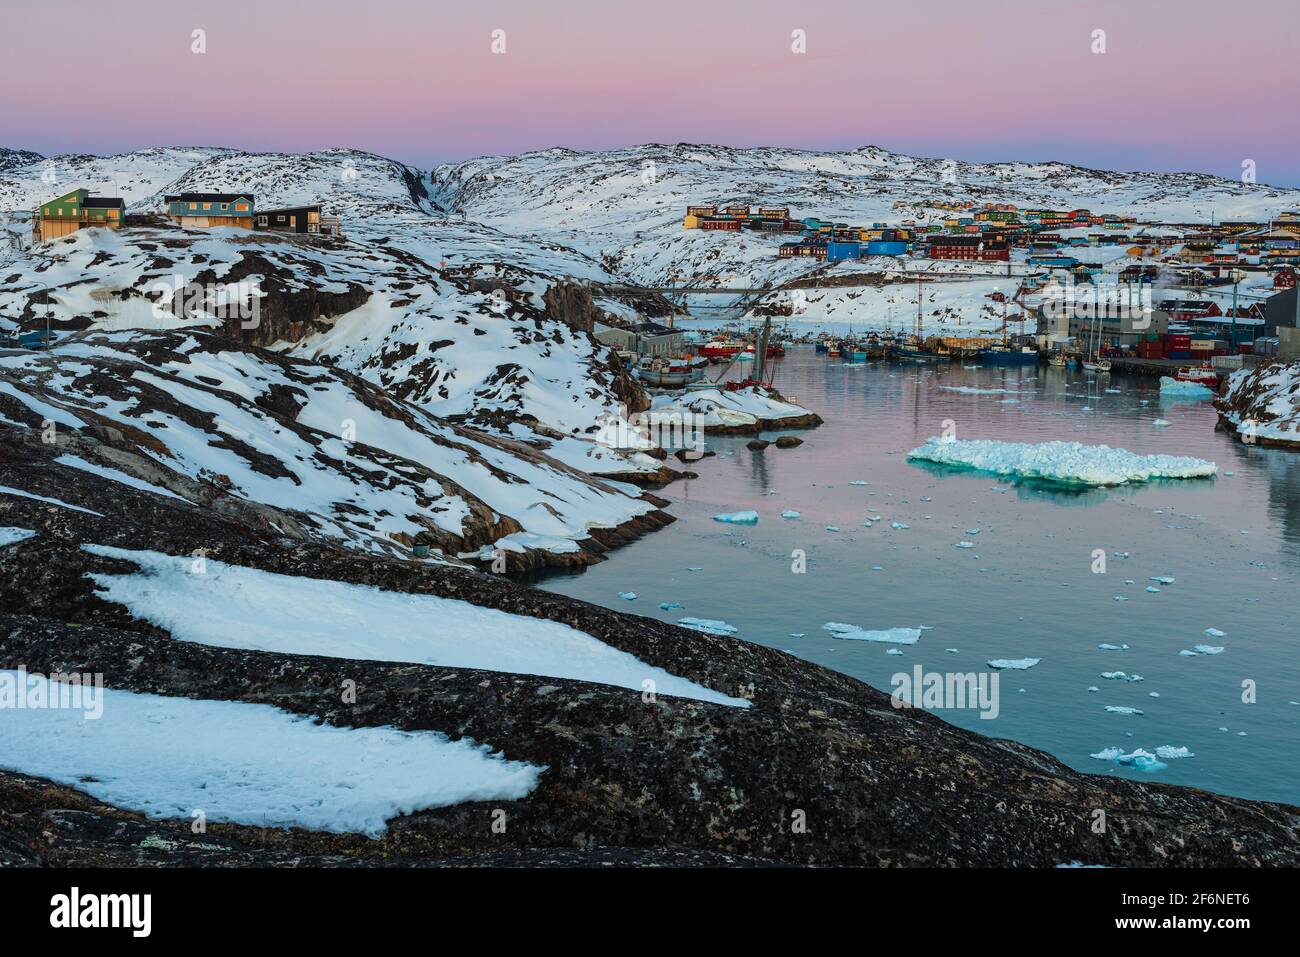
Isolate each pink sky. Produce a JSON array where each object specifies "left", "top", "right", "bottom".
[{"left": 3, "top": 0, "right": 1299, "bottom": 183}]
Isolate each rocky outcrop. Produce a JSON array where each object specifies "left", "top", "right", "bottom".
[
  {"left": 1215, "top": 361, "right": 1300, "bottom": 449},
  {"left": 1, "top": 457, "right": 1298, "bottom": 867}
]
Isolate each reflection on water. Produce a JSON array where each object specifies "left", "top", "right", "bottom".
[{"left": 540, "top": 349, "right": 1300, "bottom": 805}]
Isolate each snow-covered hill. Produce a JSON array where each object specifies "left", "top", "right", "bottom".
[
  {"left": 428, "top": 143, "right": 1300, "bottom": 288},
  {"left": 0, "top": 329, "right": 661, "bottom": 565},
  {"left": 0, "top": 147, "right": 235, "bottom": 209}
]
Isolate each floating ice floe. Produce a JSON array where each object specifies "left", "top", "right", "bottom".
[
  {"left": 825, "top": 525, "right": 840, "bottom": 532},
  {"left": 965, "top": 528, "right": 982, "bottom": 535},
  {"left": 906, "top": 438, "right": 1217, "bottom": 487},
  {"left": 1204, "top": 628, "right": 1226, "bottom": 638},
  {"left": 885, "top": 648, "right": 904, "bottom": 656},
  {"left": 0, "top": 527, "right": 36, "bottom": 547},
  {"left": 712, "top": 511, "right": 758, "bottom": 525},
  {"left": 1159, "top": 376, "right": 1214, "bottom": 398},
  {"left": 848, "top": 480, "right": 869, "bottom": 486},
  {"left": 890, "top": 522, "right": 910, "bottom": 530},
  {"left": 658, "top": 601, "right": 683, "bottom": 610},
  {"left": 81, "top": 546, "right": 749, "bottom": 707},
  {"left": 1194, "top": 644, "right": 1225, "bottom": 655},
  {"left": 1145, "top": 586, "right": 1161, "bottom": 593},
  {"left": 953, "top": 541, "right": 976, "bottom": 549},
  {"left": 1090, "top": 748, "right": 1164, "bottom": 771},
  {"left": 1101, "top": 672, "right": 1144, "bottom": 682},
  {"left": 676, "top": 618, "right": 738, "bottom": 636},
  {"left": 1152, "top": 419, "right": 1171, "bottom": 427},
  {"left": 822, "top": 622, "right": 923, "bottom": 645},
  {"left": 1104, "top": 705, "right": 1144, "bottom": 715},
  {"left": 617, "top": 591, "right": 637, "bottom": 600},
  {"left": 1149, "top": 576, "right": 1175, "bottom": 585},
  {"left": 781, "top": 509, "right": 801, "bottom": 520},
  {"left": 987, "top": 657, "right": 1040, "bottom": 670},
  {"left": 1098, "top": 643, "right": 1130, "bottom": 651}
]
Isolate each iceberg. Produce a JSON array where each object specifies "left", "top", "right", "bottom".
[
  {"left": 781, "top": 509, "right": 801, "bottom": 519},
  {"left": 987, "top": 657, "right": 1040, "bottom": 670},
  {"left": 907, "top": 438, "right": 1217, "bottom": 487},
  {"left": 1204, "top": 628, "right": 1226, "bottom": 638},
  {"left": 822, "top": 622, "right": 922, "bottom": 645},
  {"left": 1104, "top": 705, "right": 1145, "bottom": 715},
  {"left": 1159, "top": 376, "right": 1214, "bottom": 398},
  {"left": 1194, "top": 644, "right": 1225, "bottom": 655},
  {"left": 617, "top": 591, "right": 637, "bottom": 600},
  {"left": 712, "top": 511, "right": 758, "bottom": 525}
]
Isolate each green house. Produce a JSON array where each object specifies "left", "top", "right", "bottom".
[{"left": 34, "top": 188, "right": 124, "bottom": 241}]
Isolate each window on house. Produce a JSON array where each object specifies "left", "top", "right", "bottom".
[
  {"left": 203, "top": 203, "right": 211, "bottom": 210},
  {"left": 189, "top": 203, "right": 197, "bottom": 210},
  {"left": 235, "top": 203, "right": 248, "bottom": 212}
]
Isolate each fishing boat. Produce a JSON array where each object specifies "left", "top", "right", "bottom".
[
  {"left": 979, "top": 345, "right": 1039, "bottom": 366},
  {"left": 1081, "top": 358, "right": 1112, "bottom": 373},
  {"left": 1174, "top": 366, "right": 1219, "bottom": 386},
  {"left": 828, "top": 342, "right": 842, "bottom": 358},
  {"left": 1049, "top": 353, "right": 1069, "bottom": 368},
  {"left": 698, "top": 338, "right": 746, "bottom": 360},
  {"left": 814, "top": 341, "right": 829, "bottom": 354},
  {"left": 637, "top": 356, "right": 704, "bottom": 389}
]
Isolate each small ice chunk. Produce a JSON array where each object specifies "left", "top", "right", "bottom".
[
  {"left": 1101, "top": 672, "right": 1144, "bottom": 682},
  {"left": 677, "top": 618, "right": 738, "bottom": 635},
  {"left": 1154, "top": 746, "right": 1194, "bottom": 759},
  {"left": 1098, "top": 643, "right": 1129, "bottom": 651},
  {"left": 1149, "top": 576, "right": 1175, "bottom": 585},
  {"left": 1203, "top": 628, "right": 1225, "bottom": 638},
  {"left": 825, "top": 525, "right": 840, "bottom": 532},
  {"left": 848, "top": 480, "right": 869, "bottom": 486},
  {"left": 712, "top": 511, "right": 758, "bottom": 525},
  {"left": 1104, "top": 706, "right": 1145, "bottom": 715},
  {"left": 890, "top": 522, "right": 910, "bottom": 530},
  {"left": 618, "top": 592, "right": 637, "bottom": 600},
  {"left": 1152, "top": 419, "right": 1171, "bottom": 427},
  {"left": 658, "top": 601, "right": 684, "bottom": 610},
  {"left": 1145, "top": 586, "right": 1161, "bottom": 593},
  {"left": 987, "top": 657, "right": 1040, "bottom": 670},
  {"left": 781, "top": 509, "right": 801, "bottom": 519},
  {"left": 1194, "top": 644, "right": 1225, "bottom": 655}
]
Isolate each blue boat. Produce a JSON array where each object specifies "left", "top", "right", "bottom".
[
  {"left": 978, "top": 347, "right": 1039, "bottom": 366},
  {"left": 815, "top": 342, "right": 829, "bottom": 353}
]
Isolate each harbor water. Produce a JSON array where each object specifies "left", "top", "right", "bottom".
[{"left": 539, "top": 347, "right": 1300, "bottom": 805}]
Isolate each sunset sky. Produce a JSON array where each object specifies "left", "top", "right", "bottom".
[{"left": 3, "top": 0, "right": 1298, "bottom": 183}]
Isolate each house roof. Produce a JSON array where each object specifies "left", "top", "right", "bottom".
[
  {"left": 257, "top": 205, "right": 322, "bottom": 216},
  {"left": 164, "top": 193, "right": 254, "bottom": 203},
  {"left": 83, "top": 197, "right": 124, "bottom": 210},
  {"left": 631, "top": 321, "right": 677, "bottom": 337}
]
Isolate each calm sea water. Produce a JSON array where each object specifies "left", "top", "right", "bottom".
[{"left": 538, "top": 348, "right": 1300, "bottom": 805}]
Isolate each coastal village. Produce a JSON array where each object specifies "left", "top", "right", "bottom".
[{"left": 667, "top": 200, "right": 1300, "bottom": 387}]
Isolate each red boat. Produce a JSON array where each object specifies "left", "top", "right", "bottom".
[
  {"left": 1174, "top": 366, "right": 1219, "bottom": 386},
  {"left": 698, "top": 339, "right": 745, "bottom": 359}
]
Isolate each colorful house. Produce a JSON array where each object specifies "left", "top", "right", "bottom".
[
  {"left": 164, "top": 192, "right": 254, "bottom": 229},
  {"left": 32, "top": 188, "right": 124, "bottom": 242},
  {"left": 255, "top": 205, "right": 342, "bottom": 236}
]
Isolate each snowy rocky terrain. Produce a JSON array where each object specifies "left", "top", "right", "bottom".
[
  {"left": 4, "top": 144, "right": 1300, "bottom": 865},
  {"left": 1217, "top": 361, "right": 1300, "bottom": 448},
  {"left": 428, "top": 143, "right": 1300, "bottom": 327}
]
